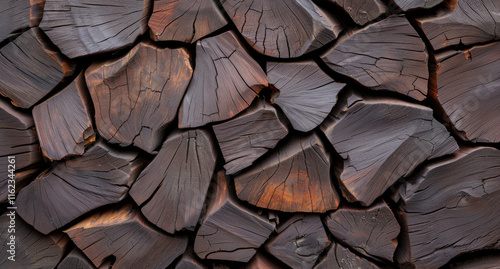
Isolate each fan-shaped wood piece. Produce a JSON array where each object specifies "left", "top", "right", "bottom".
[{"left": 393, "top": 0, "right": 444, "bottom": 11}]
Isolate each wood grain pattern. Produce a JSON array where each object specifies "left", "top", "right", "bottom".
[
  {"left": 86, "top": 41, "right": 192, "bottom": 153},
  {"left": 175, "top": 249, "right": 207, "bottom": 269},
  {"left": 57, "top": 248, "right": 96, "bottom": 269},
  {"left": 149, "top": 0, "right": 227, "bottom": 43},
  {"left": 314, "top": 242, "right": 382, "bottom": 269},
  {"left": 0, "top": 0, "right": 31, "bottom": 43},
  {"left": 178, "top": 31, "right": 268, "bottom": 128},
  {"left": 129, "top": 129, "right": 217, "bottom": 234},
  {"left": 393, "top": 0, "right": 444, "bottom": 11},
  {"left": 327, "top": 0, "right": 387, "bottom": 25},
  {"left": 212, "top": 99, "right": 288, "bottom": 175},
  {"left": 322, "top": 15, "right": 429, "bottom": 101}
]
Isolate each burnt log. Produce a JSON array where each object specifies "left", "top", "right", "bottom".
[
  {"left": 314, "top": 242, "right": 382, "bottom": 269},
  {"left": 325, "top": 0, "right": 387, "bottom": 25},
  {"left": 57, "top": 248, "right": 96, "bottom": 269}
]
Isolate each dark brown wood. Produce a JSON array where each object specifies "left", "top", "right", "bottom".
[
  {"left": 129, "top": 129, "right": 217, "bottom": 234},
  {"left": 393, "top": 0, "right": 444, "bottom": 11},
  {"left": 57, "top": 248, "right": 96, "bottom": 269},
  {"left": 175, "top": 248, "right": 207, "bottom": 269},
  {"left": 194, "top": 170, "right": 276, "bottom": 262},
  {"left": 245, "top": 252, "right": 286, "bottom": 269},
  {"left": 212, "top": 99, "right": 288, "bottom": 175},
  {"left": 0, "top": 0, "right": 30, "bottom": 43},
  {"left": 149, "top": 0, "right": 227, "bottom": 43},
  {"left": 39, "top": 0, "right": 151, "bottom": 58},
  {"left": 395, "top": 147, "right": 500, "bottom": 269},
  {"left": 235, "top": 132, "right": 340, "bottom": 213},
  {"left": 65, "top": 203, "right": 188, "bottom": 269},
  {"left": 326, "top": 0, "right": 387, "bottom": 25},
  {"left": 325, "top": 202, "right": 400, "bottom": 262},
  {"left": 314, "top": 242, "right": 382, "bottom": 269},
  {"left": 86, "top": 41, "right": 192, "bottom": 153},
  {"left": 448, "top": 253, "right": 500, "bottom": 269},
  {"left": 17, "top": 140, "right": 143, "bottom": 235},
  {"left": 178, "top": 31, "right": 268, "bottom": 128},
  {"left": 267, "top": 61, "right": 345, "bottom": 132},
  {"left": 322, "top": 15, "right": 429, "bottom": 101},
  {"left": 220, "top": 0, "right": 341, "bottom": 58},
  {"left": 265, "top": 214, "right": 330, "bottom": 269}
]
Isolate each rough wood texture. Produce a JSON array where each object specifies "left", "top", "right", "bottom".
[
  {"left": 322, "top": 16, "right": 429, "bottom": 101},
  {"left": 57, "top": 248, "right": 96, "bottom": 269},
  {"left": 175, "top": 249, "right": 207, "bottom": 269},
  {"left": 0, "top": 0, "right": 31, "bottom": 43},
  {"left": 66, "top": 203, "right": 188, "bottom": 269},
  {"left": 325, "top": 202, "right": 400, "bottom": 262},
  {"left": 17, "top": 140, "right": 143, "bottom": 235},
  {"left": 212, "top": 99, "right": 288, "bottom": 175},
  {"left": 395, "top": 147, "right": 500, "bottom": 269},
  {"left": 321, "top": 95, "right": 458, "bottom": 206},
  {"left": 393, "top": 0, "right": 444, "bottom": 11},
  {"left": 327, "top": 0, "right": 387, "bottom": 25},
  {"left": 33, "top": 72, "right": 94, "bottom": 160},
  {"left": 435, "top": 42, "right": 500, "bottom": 143},
  {"left": 235, "top": 133, "right": 340, "bottom": 213},
  {"left": 149, "top": 0, "right": 227, "bottom": 43},
  {"left": 39, "top": 0, "right": 151, "bottom": 58},
  {"left": 129, "top": 129, "right": 217, "bottom": 234},
  {"left": 417, "top": 0, "right": 500, "bottom": 50},
  {"left": 178, "top": 31, "right": 268, "bottom": 128},
  {"left": 194, "top": 170, "right": 275, "bottom": 262},
  {"left": 220, "top": 0, "right": 341, "bottom": 58},
  {"left": 265, "top": 214, "right": 330, "bottom": 269},
  {"left": 267, "top": 61, "right": 345, "bottom": 132},
  {"left": 86, "top": 41, "right": 192, "bottom": 153},
  {"left": 314, "top": 242, "right": 381, "bottom": 269}
]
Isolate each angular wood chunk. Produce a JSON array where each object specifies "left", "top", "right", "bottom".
[
  {"left": 57, "top": 248, "right": 96, "bottom": 269},
  {"left": 314, "top": 242, "right": 381, "bottom": 269},
  {"left": 417, "top": 0, "right": 500, "bottom": 50},
  {"left": 322, "top": 16, "right": 429, "bottom": 101},
  {"left": 149, "top": 0, "right": 227, "bottom": 43},
  {"left": 235, "top": 133, "right": 340, "bottom": 213},
  {"left": 86, "top": 42, "right": 192, "bottom": 153},
  {"left": 267, "top": 61, "right": 345, "bottom": 132},
  {"left": 175, "top": 249, "right": 207, "bottom": 269},
  {"left": 0, "top": 0, "right": 31, "bottom": 43},
  {"left": 129, "top": 129, "right": 217, "bottom": 234},
  {"left": 0, "top": 213, "right": 69, "bottom": 269},
  {"left": 220, "top": 0, "right": 341, "bottom": 58},
  {"left": 435, "top": 42, "right": 500, "bottom": 143},
  {"left": 39, "top": 0, "right": 151, "bottom": 58},
  {"left": 178, "top": 31, "right": 268, "bottom": 128},
  {"left": 17, "top": 140, "right": 143, "bottom": 235},
  {"left": 194, "top": 170, "right": 275, "bottom": 262},
  {"left": 395, "top": 147, "right": 500, "bottom": 269},
  {"left": 394, "top": 0, "right": 444, "bottom": 11},
  {"left": 325, "top": 202, "right": 400, "bottom": 262},
  {"left": 66, "top": 203, "right": 188, "bottom": 269},
  {"left": 246, "top": 252, "right": 287, "bottom": 269},
  {"left": 33, "top": 72, "right": 94, "bottom": 160},
  {"left": 213, "top": 99, "right": 288, "bottom": 175},
  {"left": 265, "top": 214, "right": 330, "bottom": 269},
  {"left": 321, "top": 95, "right": 458, "bottom": 206},
  {"left": 326, "top": 0, "right": 387, "bottom": 25}
]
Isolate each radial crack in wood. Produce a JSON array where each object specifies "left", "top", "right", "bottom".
[
  {"left": 57, "top": 248, "right": 96, "bottom": 269},
  {"left": 314, "top": 242, "right": 382, "bottom": 269},
  {"left": 393, "top": 0, "right": 444, "bottom": 11},
  {"left": 324, "top": 0, "right": 387, "bottom": 25}
]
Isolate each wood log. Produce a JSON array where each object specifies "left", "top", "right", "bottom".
[
  {"left": 395, "top": 147, "right": 500, "bottom": 269},
  {"left": 245, "top": 252, "right": 287, "bottom": 269},
  {"left": 17, "top": 140, "right": 143, "bottom": 235},
  {"left": 325, "top": 202, "right": 400, "bottom": 262},
  {"left": 314, "top": 242, "right": 382, "bottom": 269},
  {"left": 86, "top": 41, "right": 192, "bottom": 153},
  {"left": 57, "top": 248, "right": 96, "bottom": 269},
  {"left": 322, "top": 15, "right": 429, "bottom": 101},
  {"left": 0, "top": 0, "right": 31, "bottom": 43},
  {"left": 129, "top": 129, "right": 217, "bottom": 234},
  {"left": 149, "top": 0, "right": 228, "bottom": 43},
  {"left": 212, "top": 99, "right": 288, "bottom": 175},
  {"left": 325, "top": 0, "right": 387, "bottom": 25},
  {"left": 265, "top": 214, "right": 330, "bottom": 269},
  {"left": 39, "top": 0, "right": 151, "bottom": 58},
  {"left": 220, "top": 0, "right": 341, "bottom": 58},
  {"left": 65, "top": 203, "right": 188, "bottom": 269},
  {"left": 175, "top": 248, "right": 207, "bottom": 269},
  {"left": 194, "top": 170, "right": 275, "bottom": 262},
  {"left": 178, "top": 31, "right": 268, "bottom": 128},
  {"left": 417, "top": 0, "right": 500, "bottom": 50},
  {"left": 234, "top": 132, "right": 340, "bottom": 213},
  {"left": 321, "top": 94, "right": 458, "bottom": 206},
  {"left": 435, "top": 42, "right": 500, "bottom": 143},
  {"left": 393, "top": 0, "right": 444, "bottom": 11},
  {"left": 267, "top": 61, "right": 345, "bottom": 132}
]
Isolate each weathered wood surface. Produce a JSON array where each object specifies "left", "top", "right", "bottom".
[
  {"left": 149, "top": 0, "right": 227, "bottom": 43},
  {"left": 245, "top": 252, "right": 286, "bottom": 269},
  {"left": 57, "top": 248, "right": 96, "bottom": 269},
  {"left": 326, "top": 0, "right": 387, "bottom": 25},
  {"left": 129, "top": 129, "right": 217, "bottom": 234},
  {"left": 321, "top": 94, "right": 458, "bottom": 206},
  {"left": 194, "top": 170, "right": 275, "bottom": 262},
  {"left": 417, "top": 0, "right": 500, "bottom": 50},
  {"left": 86, "top": 41, "right": 192, "bottom": 153},
  {"left": 393, "top": 0, "right": 444, "bottom": 11},
  {"left": 265, "top": 214, "right": 330, "bottom": 269},
  {"left": 395, "top": 147, "right": 500, "bottom": 269},
  {"left": 235, "top": 132, "right": 340, "bottom": 213},
  {"left": 322, "top": 16, "right": 429, "bottom": 101},
  {"left": 0, "top": 0, "right": 31, "bottom": 43},
  {"left": 178, "top": 31, "right": 268, "bottom": 128},
  {"left": 325, "top": 202, "right": 400, "bottom": 262},
  {"left": 65, "top": 203, "right": 188, "bottom": 269},
  {"left": 175, "top": 248, "right": 207, "bottom": 269},
  {"left": 435, "top": 42, "right": 500, "bottom": 143},
  {"left": 212, "top": 99, "right": 288, "bottom": 175},
  {"left": 39, "top": 0, "right": 151, "bottom": 58},
  {"left": 267, "top": 61, "right": 345, "bottom": 132},
  {"left": 17, "top": 140, "right": 143, "bottom": 235},
  {"left": 314, "top": 242, "right": 382, "bottom": 269}
]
